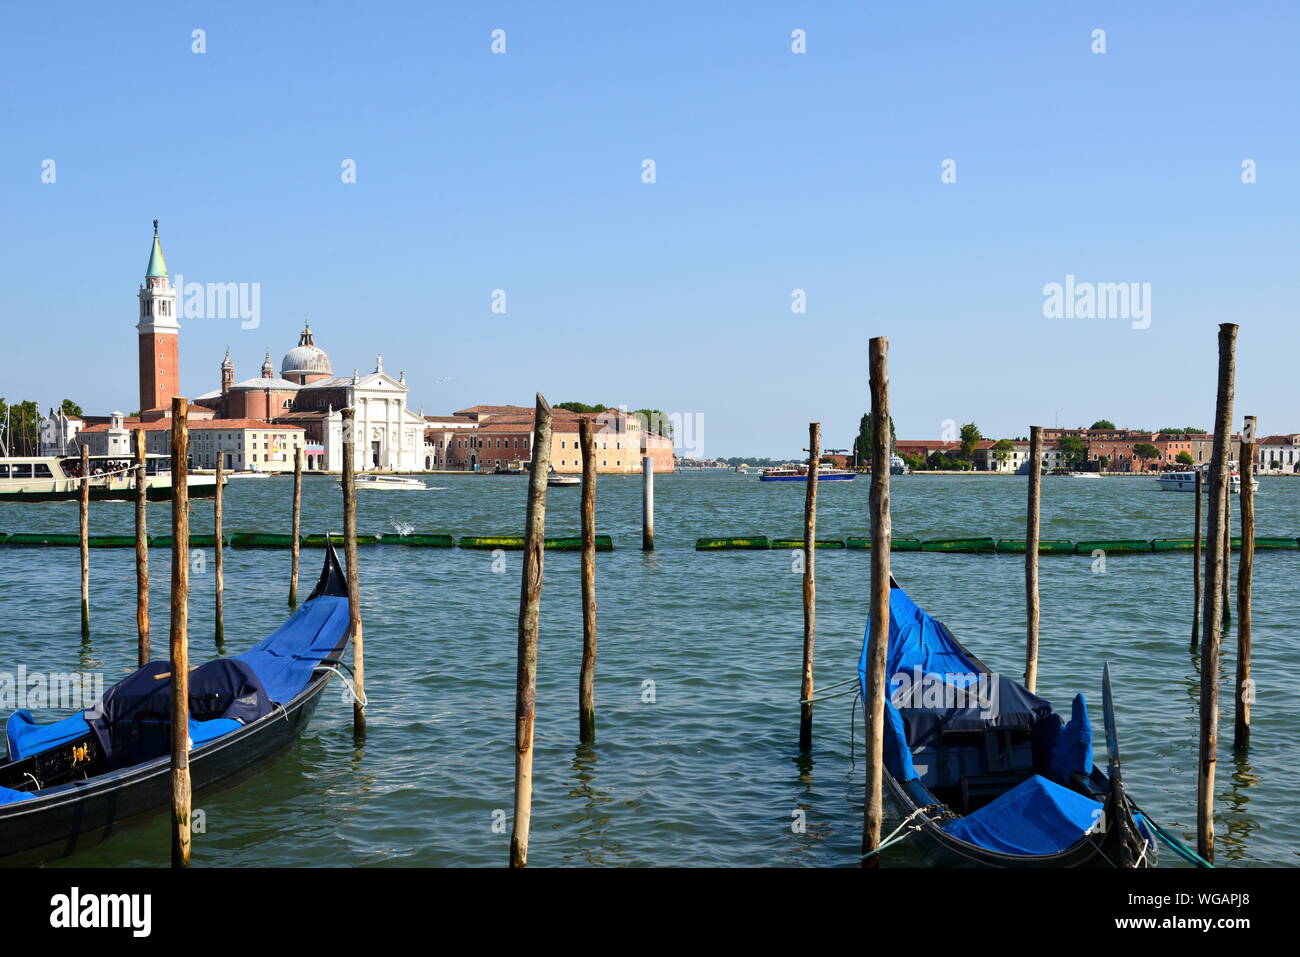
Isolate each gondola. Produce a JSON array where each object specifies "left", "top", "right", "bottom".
[
  {"left": 0, "top": 544, "right": 353, "bottom": 866},
  {"left": 858, "top": 578, "right": 1157, "bottom": 867}
]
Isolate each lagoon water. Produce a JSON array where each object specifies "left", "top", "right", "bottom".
[{"left": 0, "top": 472, "right": 1294, "bottom": 867}]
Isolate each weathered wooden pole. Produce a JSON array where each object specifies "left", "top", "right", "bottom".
[
  {"left": 862, "top": 338, "right": 891, "bottom": 867},
  {"left": 169, "top": 397, "right": 192, "bottom": 868},
  {"left": 289, "top": 446, "right": 303, "bottom": 607},
  {"left": 341, "top": 409, "right": 366, "bottom": 738},
  {"left": 1234, "top": 416, "right": 1255, "bottom": 752},
  {"left": 511, "top": 393, "right": 553, "bottom": 868},
  {"left": 578, "top": 417, "right": 598, "bottom": 743},
  {"left": 1025, "top": 425, "right": 1043, "bottom": 693},
  {"left": 1221, "top": 489, "right": 1231, "bottom": 625},
  {"left": 799, "top": 422, "right": 820, "bottom": 752},
  {"left": 641, "top": 455, "right": 655, "bottom": 551},
  {"left": 134, "top": 429, "right": 150, "bottom": 667},
  {"left": 1197, "top": 322, "right": 1236, "bottom": 863},
  {"left": 1191, "top": 469, "right": 1203, "bottom": 651},
  {"left": 79, "top": 444, "right": 90, "bottom": 638},
  {"left": 213, "top": 458, "right": 224, "bottom": 646}
]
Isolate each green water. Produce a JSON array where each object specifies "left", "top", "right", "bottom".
[{"left": 0, "top": 472, "right": 1293, "bottom": 866}]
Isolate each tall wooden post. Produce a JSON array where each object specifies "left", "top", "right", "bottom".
[
  {"left": 1025, "top": 425, "right": 1043, "bottom": 693},
  {"left": 289, "top": 447, "right": 303, "bottom": 607},
  {"left": 1191, "top": 469, "right": 1203, "bottom": 651},
  {"left": 1198, "top": 322, "right": 1236, "bottom": 863},
  {"left": 862, "top": 337, "right": 891, "bottom": 867},
  {"left": 641, "top": 455, "right": 655, "bottom": 551},
  {"left": 169, "top": 397, "right": 192, "bottom": 868},
  {"left": 799, "top": 422, "right": 820, "bottom": 751},
  {"left": 578, "top": 418, "right": 598, "bottom": 744},
  {"left": 1234, "top": 416, "right": 1255, "bottom": 751},
  {"left": 213, "top": 458, "right": 224, "bottom": 646},
  {"left": 134, "top": 429, "right": 150, "bottom": 667},
  {"left": 1221, "top": 490, "right": 1231, "bottom": 625},
  {"left": 341, "top": 409, "right": 366, "bottom": 738},
  {"left": 511, "top": 393, "right": 553, "bottom": 868},
  {"left": 79, "top": 444, "right": 90, "bottom": 638}
]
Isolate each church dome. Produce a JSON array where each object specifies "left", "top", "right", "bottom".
[{"left": 282, "top": 322, "right": 332, "bottom": 377}]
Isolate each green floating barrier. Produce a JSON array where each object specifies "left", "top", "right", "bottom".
[
  {"left": 1254, "top": 537, "right": 1298, "bottom": 550},
  {"left": 769, "top": 539, "right": 845, "bottom": 549},
  {"left": 922, "top": 538, "right": 997, "bottom": 553},
  {"left": 0, "top": 534, "right": 8, "bottom": 545},
  {"left": 150, "top": 534, "right": 224, "bottom": 548},
  {"left": 230, "top": 533, "right": 297, "bottom": 548},
  {"left": 1151, "top": 538, "right": 1202, "bottom": 551},
  {"left": 695, "top": 537, "right": 770, "bottom": 551},
  {"left": 304, "top": 533, "right": 379, "bottom": 547},
  {"left": 844, "top": 538, "right": 922, "bottom": 551},
  {"left": 1076, "top": 540, "right": 1153, "bottom": 554},
  {"left": 4, "top": 533, "right": 81, "bottom": 547},
  {"left": 996, "top": 540, "right": 1074, "bottom": 555},
  {"left": 459, "top": 535, "right": 613, "bottom": 551},
  {"left": 87, "top": 535, "right": 139, "bottom": 548},
  {"left": 388, "top": 533, "right": 456, "bottom": 548}
]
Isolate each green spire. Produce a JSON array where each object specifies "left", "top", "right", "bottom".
[{"left": 146, "top": 219, "right": 167, "bottom": 278}]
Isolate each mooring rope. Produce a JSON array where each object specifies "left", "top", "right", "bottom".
[
  {"left": 318, "top": 664, "right": 368, "bottom": 707},
  {"left": 1130, "top": 803, "right": 1214, "bottom": 868},
  {"left": 859, "top": 804, "right": 939, "bottom": 860},
  {"left": 800, "top": 685, "right": 860, "bottom": 704}
]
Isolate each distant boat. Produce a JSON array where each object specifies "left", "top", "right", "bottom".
[
  {"left": 0, "top": 453, "right": 221, "bottom": 502},
  {"left": 339, "top": 473, "right": 428, "bottom": 490},
  {"left": 1065, "top": 472, "right": 1101, "bottom": 479},
  {"left": 760, "top": 464, "right": 855, "bottom": 482},
  {"left": 226, "top": 469, "right": 275, "bottom": 480},
  {"left": 1156, "top": 466, "right": 1253, "bottom": 494},
  {"left": 546, "top": 466, "right": 580, "bottom": 488},
  {"left": 890, "top": 454, "right": 909, "bottom": 476}
]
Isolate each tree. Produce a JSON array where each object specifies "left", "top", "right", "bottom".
[
  {"left": 0, "top": 398, "right": 41, "bottom": 455},
  {"left": 1133, "top": 442, "right": 1160, "bottom": 470},
  {"left": 556, "top": 401, "right": 608, "bottom": 414},
  {"left": 926, "top": 451, "right": 949, "bottom": 470},
  {"left": 853, "top": 412, "right": 895, "bottom": 465},
  {"left": 902, "top": 452, "right": 926, "bottom": 472},
  {"left": 992, "top": 438, "right": 1014, "bottom": 469},
  {"left": 959, "top": 423, "right": 981, "bottom": 461},
  {"left": 1159, "top": 426, "right": 1207, "bottom": 435},
  {"left": 632, "top": 408, "right": 673, "bottom": 438},
  {"left": 1057, "top": 435, "right": 1088, "bottom": 470},
  {"left": 1177, "top": 450, "right": 1195, "bottom": 466},
  {"left": 1089, "top": 419, "right": 1116, "bottom": 430},
  {"left": 60, "top": 399, "right": 84, "bottom": 417}
]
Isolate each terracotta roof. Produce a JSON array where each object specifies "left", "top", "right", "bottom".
[{"left": 81, "top": 418, "right": 304, "bottom": 433}]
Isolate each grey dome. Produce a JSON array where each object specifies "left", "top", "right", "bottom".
[{"left": 282, "top": 323, "right": 332, "bottom": 376}]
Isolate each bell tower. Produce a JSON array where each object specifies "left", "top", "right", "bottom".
[{"left": 137, "top": 220, "right": 180, "bottom": 416}]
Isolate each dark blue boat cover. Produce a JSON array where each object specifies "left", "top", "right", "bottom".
[
  {"left": 858, "top": 585, "right": 1053, "bottom": 780},
  {"left": 236, "top": 595, "right": 349, "bottom": 703},
  {"left": 940, "top": 774, "right": 1102, "bottom": 855},
  {"left": 83, "top": 658, "right": 273, "bottom": 769}
]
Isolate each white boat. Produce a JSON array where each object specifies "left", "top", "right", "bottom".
[
  {"left": 226, "top": 469, "right": 275, "bottom": 479},
  {"left": 889, "top": 454, "right": 909, "bottom": 476},
  {"left": 1156, "top": 466, "right": 1255, "bottom": 494},
  {"left": 339, "top": 473, "right": 429, "bottom": 490},
  {"left": 546, "top": 467, "right": 580, "bottom": 488},
  {"left": 760, "top": 464, "right": 855, "bottom": 482},
  {"left": 0, "top": 454, "right": 221, "bottom": 502},
  {"left": 1065, "top": 471, "right": 1101, "bottom": 479}
]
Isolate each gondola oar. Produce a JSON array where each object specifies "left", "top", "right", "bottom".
[{"left": 1101, "top": 662, "right": 1144, "bottom": 866}]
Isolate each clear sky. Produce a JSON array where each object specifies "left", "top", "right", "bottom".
[{"left": 2, "top": 2, "right": 1295, "bottom": 457}]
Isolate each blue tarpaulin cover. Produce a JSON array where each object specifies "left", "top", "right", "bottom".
[
  {"left": 6, "top": 711, "right": 91, "bottom": 761},
  {"left": 237, "top": 595, "right": 349, "bottom": 703},
  {"left": 941, "top": 774, "right": 1102, "bottom": 855}
]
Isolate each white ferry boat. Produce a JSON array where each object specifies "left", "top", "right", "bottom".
[
  {"left": 760, "top": 464, "right": 856, "bottom": 482},
  {"left": 0, "top": 454, "right": 222, "bottom": 502},
  {"left": 1156, "top": 466, "right": 1255, "bottom": 494}
]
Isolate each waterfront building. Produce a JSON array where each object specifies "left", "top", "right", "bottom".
[
  {"left": 79, "top": 413, "right": 306, "bottom": 471},
  {"left": 1256, "top": 435, "right": 1300, "bottom": 474}
]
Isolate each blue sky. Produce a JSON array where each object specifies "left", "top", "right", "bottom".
[{"left": 2, "top": 2, "right": 1295, "bottom": 456}]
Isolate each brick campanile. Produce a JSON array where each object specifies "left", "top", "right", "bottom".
[{"left": 137, "top": 220, "right": 180, "bottom": 415}]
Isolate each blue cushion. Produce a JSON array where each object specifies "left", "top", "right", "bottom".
[
  {"left": 189, "top": 717, "right": 242, "bottom": 745},
  {"left": 6, "top": 710, "right": 92, "bottom": 761},
  {"left": 942, "top": 774, "right": 1103, "bottom": 855}
]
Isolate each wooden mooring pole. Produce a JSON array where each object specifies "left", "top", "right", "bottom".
[
  {"left": 1221, "top": 490, "right": 1231, "bottom": 626},
  {"left": 511, "top": 393, "right": 553, "bottom": 868},
  {"left": 578, "top": 418, "right": 598, "bottom": 744},
  {"left": 862, "top": 337, "right": 891, "bottom": 867},
  {"left": 341, "top": 409, "right": 366, "bottom": 739},
  {"left": 134, "top": 429, "right": 150, "bottom": 667},
  {"left": 290, "top": 446, "right": 303, "bottom": 607},
  {"left": 1198, "top": 322, "right": 1237, "bottom": 864},
  {"left": 1191, "top": 469, "right": 1203, "bottom": 651},
  {"left": 79, "top": 444, "right": 90, "bottom": 638},
  {"left": 169, "top": 397, "right": 192, "bottom": 868},
  {"left": 1234, "top": 416, "right": 1255, "bottom": 752},
  {"left": 214, "top": 458, "right": 224, "bottom": 646},
  {"left": 799, "top": 422, "right": 820, "bottom": 752},
  {"left": 1025, "top": 425, "right": 1043, "bottom": 694},
  {"left": 642, "top": 455, "right": 655, "bottom": 551}
]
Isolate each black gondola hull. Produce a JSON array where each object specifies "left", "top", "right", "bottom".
[{"left": 0, "top": 671, "right": 332, "bottom": 866}]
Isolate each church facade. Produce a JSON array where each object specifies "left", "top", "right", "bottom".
[{"left": 196, "top": 325, "right": 427, "bottom": 472}]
